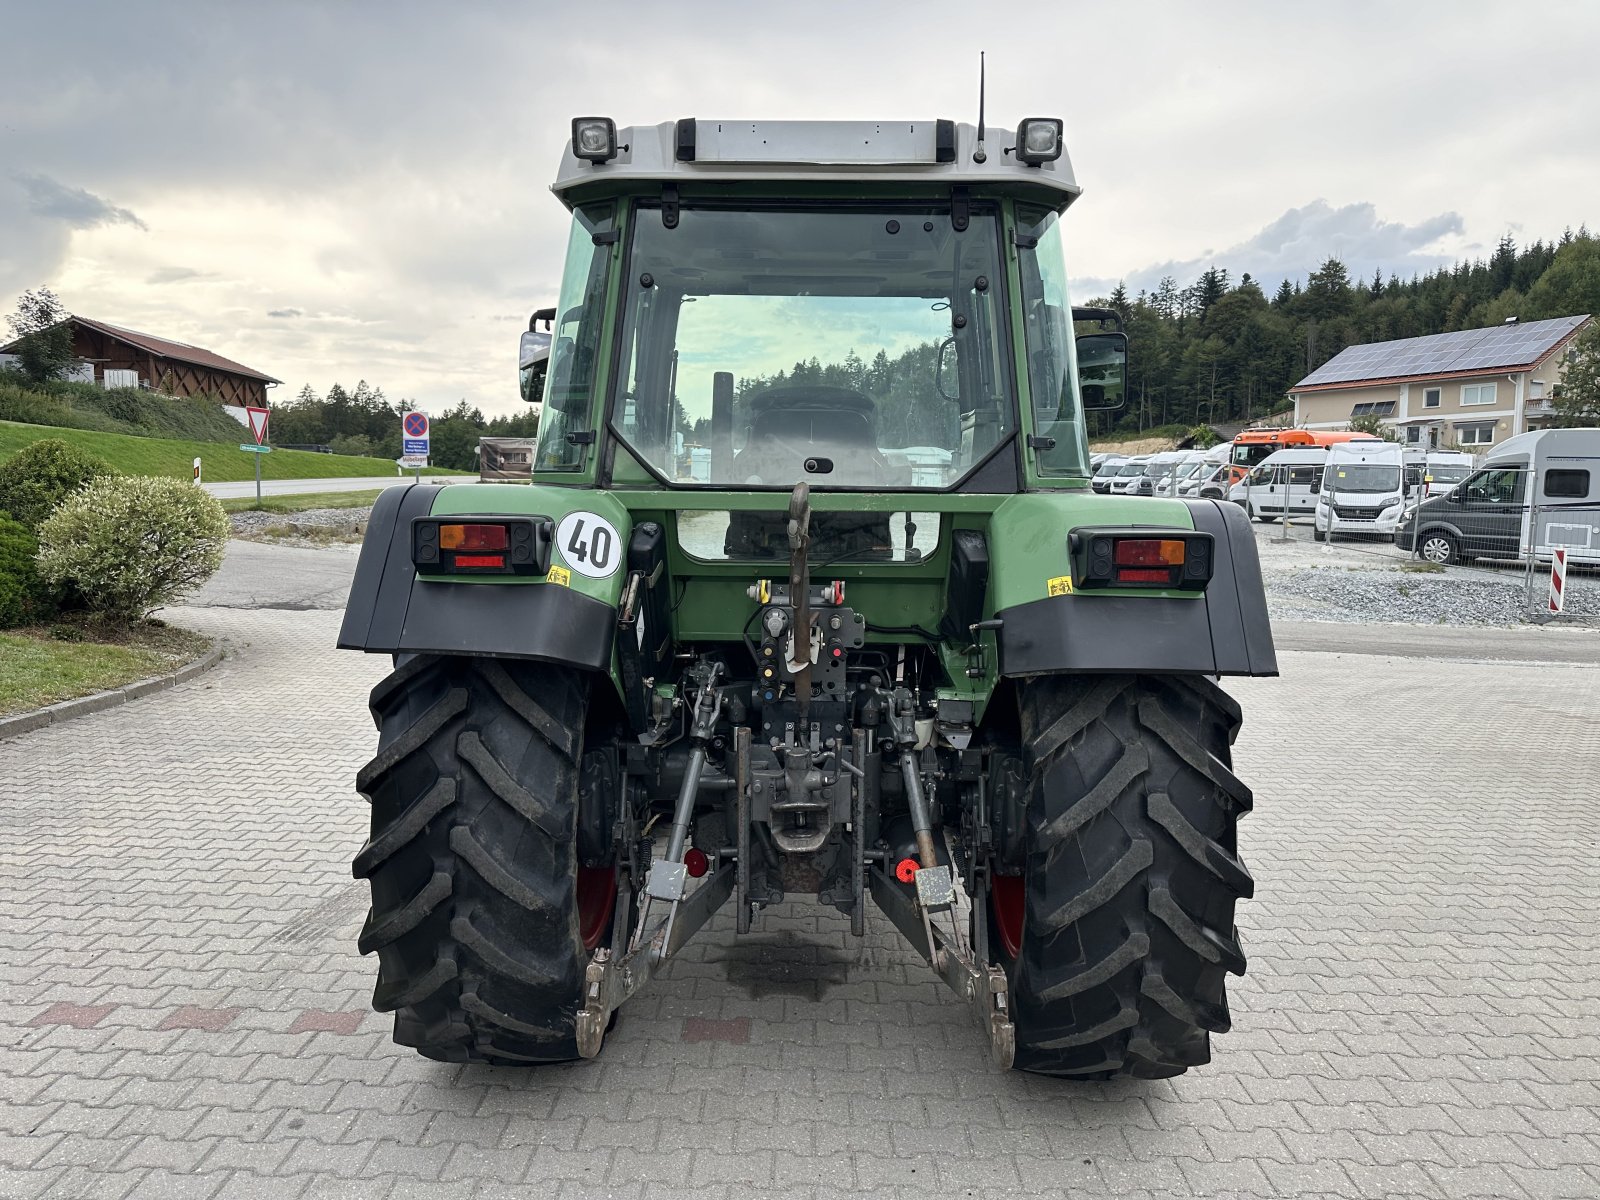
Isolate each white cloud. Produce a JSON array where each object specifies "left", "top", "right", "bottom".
[
  {"left": 2, "top": 0, "right": 1597, "bottom": 416},
  {"left": 1079, "top": 200, "right": 1467, "bottom": 299}
]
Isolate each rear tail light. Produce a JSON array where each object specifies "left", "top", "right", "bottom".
[
  {"left": 439, "top": 523, "right": 508, "bottom": 551},
  {"left": 1069, "top": 528, "right": 1214, "bottom": 590},
  {"left": 412, "top": 516, "right": 553, "bottom": 575}
]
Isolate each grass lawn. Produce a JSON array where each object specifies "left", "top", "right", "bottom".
[
  {"left": 221, "top": 488, "right": 385, "bottom": 514},
  {"left": 0, "top": 421, "right": 468, "bottom": 484},
  {"left": 0, "top": 622, "right": 213, "bottom": 717}
]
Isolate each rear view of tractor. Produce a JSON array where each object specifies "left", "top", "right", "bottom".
[{"left": 339, "top": 114, "right": 1276, "bottom": 1077}]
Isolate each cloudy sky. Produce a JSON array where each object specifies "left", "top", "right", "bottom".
[{"left": 3, "top": 0, "right": 1598, "bottom": 418}]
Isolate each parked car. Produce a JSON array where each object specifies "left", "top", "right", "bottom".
[
  {"left": 1154, "top": 451, "right": 1210, "bottom": 497},
  {"left": 1135, "top": 450, "right": 1190, "bottom": 497},
  {"left": 1402, "top": 449, "right": 1476, "bottom": 499},
  {"left": 1397, "top": 429, "right": 1600, "bottom": 565},
  {"left": 1314, "top": 442, "right": 1406, "bottom": 542},
  {"left": 1229, "top": 447, "right": 1327, "bottom": 522},
  {"left": 1090, "top": 455, "right": 1127, "bottom": 494},
  {"left": 1186, "top": 461, "right": 1235, "bottom": 500},
  {"left": 1109, "top": 456, "right": 1151, "bottom": 494}
]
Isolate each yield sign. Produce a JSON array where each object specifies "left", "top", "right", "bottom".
[
  {"left": 403, "top": 411, "right": 429, "bottom": 439},
  {"left": 245, "top": 406, "right": 270, "bottom": 445}
]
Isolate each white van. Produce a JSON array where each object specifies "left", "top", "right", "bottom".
[
  {"left": 1109, "top": 456, "right": 1151, "bottom": 494},
  {"left": 1229, "top": 447, "right": 1326, "bottom": 522},
  {"left": 1184, "top": 461, "right": 1234, "bottom": 500},
  {"left": 1137, "top": 450, "right": 1191, "bottom": 497},
  {"left": 1154, "top": 450, "right": 1210, "bottom": 497},
  {"left": 1090, "top": 455, "right": 1127, "bottom": 494},
  {"left": 1403, "top": 449, "right": 1475, "bottom": 499},
  {"left": 1314, "top": 442, "right": 1406, "bottom": 542}
]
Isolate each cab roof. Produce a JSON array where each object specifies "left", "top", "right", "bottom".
[{"left": 552, "top": 120, "right": 1080, "bottom": 210}]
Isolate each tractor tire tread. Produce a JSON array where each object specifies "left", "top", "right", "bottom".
[
  {"left": 1005, "top": 673, "right": 1253, "bottom": 1078},
  {"left": 357, "top": 655, "right": 595, "bottom": 1065}
]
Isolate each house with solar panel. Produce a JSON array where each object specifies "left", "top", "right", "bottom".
[{"left": 1288, "top": 314, "right": 1592, "bottom": 451}]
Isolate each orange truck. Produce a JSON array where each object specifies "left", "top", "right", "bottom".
[{"left": 1226, "top": 428, "right": 1382, "bottom": 483}]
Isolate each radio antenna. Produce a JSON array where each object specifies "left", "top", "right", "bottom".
[{"left": 973, "top": 51, "right": 988, "bottom": 164}]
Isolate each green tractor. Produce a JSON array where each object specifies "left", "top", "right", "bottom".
[{"left": 339, "top": 114, "right": 1276, "bottom": 1077}]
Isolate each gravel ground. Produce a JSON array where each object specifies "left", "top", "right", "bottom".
[
  {"left": 229, "top": 505, "right": 371, "bottom": 545},
  {"left": 1249, "top": 523, "right": 1600, "bottom": 627},
  {"left": 1265, "top": 562, "right": 1600, "bottom": 626}
]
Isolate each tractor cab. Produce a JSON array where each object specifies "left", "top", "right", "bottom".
[
  {"left": 531, "top": 118, "right": 1124, "bottom": 495},
  {"left": 342, "top": 114, "right": 1273, "bottom": 1080}
]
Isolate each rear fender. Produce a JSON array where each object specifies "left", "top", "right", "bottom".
[
  {"left": 988, "top": 495, "right": 1277, "bottom": 677},
  {"left": 337, "top": 483, "right": 631, "bottom": 674}
]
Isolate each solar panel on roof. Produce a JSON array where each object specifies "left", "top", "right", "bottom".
[{"left": 1296, "top": 314, "right": 1589, "bottom": 387}]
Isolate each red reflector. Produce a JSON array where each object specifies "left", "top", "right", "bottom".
[
  {"left": 454, "top": 554, "right": 506, "bottom": 568},
  {"left": 1116, "top": 567, "right": 1171, "bottom": 583},
  {"left": 1114, "top": 538, "right": 1186, "bottom": 567},
  {"left": 895, "top": 858, "right": 920, "bottom": 884},
  {"left": 440, "top": 523, "right": 509, "bottom": 551},
  {"left": 684, "top": 848, "right": 709, "bottom": 878}
]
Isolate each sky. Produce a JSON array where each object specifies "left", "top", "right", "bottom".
[{"left": 3, "top": 0, "right": 1598, "bottom": 419}]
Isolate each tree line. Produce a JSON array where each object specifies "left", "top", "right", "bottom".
[
  {"left": 1089, "top": 229, "right": 1600, "bottom": 435},
  {"left": 270, "top": 383, "right": 538, "bottom": 471}
]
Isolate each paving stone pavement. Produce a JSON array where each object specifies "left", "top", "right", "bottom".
[{"left": 2, "top": 603, "right": 1599, "bottom": 1199}]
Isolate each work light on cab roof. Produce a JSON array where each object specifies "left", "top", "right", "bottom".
[{"left": 338, "top": 100, "right": 1277, "bottom": 1084}]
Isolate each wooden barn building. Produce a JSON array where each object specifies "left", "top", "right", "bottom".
[{"left": 4, "top": 316, "right": 280, "bottom": 408}]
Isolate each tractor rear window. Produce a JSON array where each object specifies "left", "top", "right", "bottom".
[
  {"left": 678, "top": 510, "right": 941, "bottom": 563},
  {"left": 609, "top": 204, "right": 1015, "bottom": 490}
]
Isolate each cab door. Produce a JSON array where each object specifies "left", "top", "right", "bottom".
[{"left": 1453, "top": 465, "right": 1528, "bottom": 558}]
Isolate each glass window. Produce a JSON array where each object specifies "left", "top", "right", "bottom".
[
  {"left": 1326, "top": 463, "right": 1400, "bottom": 493},
  {"left": 1456, "top": 421, "right": 1496, "bottom": 446},
  {"left": 1461, "top": 382, "right": 1497, "bottom": 407},
  {"left": 1530, "top": 380, "right": 1545, "bottom": 398},
  {"left": 1462, "top": 468, "right": 1526, "bottom": 504},
  {"left": 1288, "top": 466, "right": 1318, "bottom": 485},
  {"left": 1015, "top": 205, "right": 1090, "bottom": 478},
  {"left": 1423, "top": 387, "right": 1441, "bottom": 408},
  {"left": 679, "top": 509, "right": 941, "bottom": 563},
  {"left": 609, "top": 205, "right": 1013, "bottom": 490},
  {"left": 535, "top": 203, "right": 617, "bottom": 471},
  {"left": 1545, "top": 469, "right": 1590, "bottom": 498}
]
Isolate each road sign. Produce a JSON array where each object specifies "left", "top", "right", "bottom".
[
  {"left": 246, "top": 406, "right": 270, "bottom": 445},
  {"left": 402, "top": 410, "right": 430, "bottom": 458},
  {"left": 239, "top": 444, "right": 273, "bottom": 454},
  {"left": 398, "top": 455, "right": 429, "bottom": 469}
]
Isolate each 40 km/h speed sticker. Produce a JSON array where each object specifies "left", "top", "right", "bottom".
[{"left": 555, "top": 511, "right": 622, "bottom": 579}]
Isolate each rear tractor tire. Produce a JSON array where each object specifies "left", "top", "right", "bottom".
[
  {"left": 354, "top": 654, "right": 622, "bottom": 1064},
  {"left": 991, "top": 674, "right": 1254, "bottom": 1079}
]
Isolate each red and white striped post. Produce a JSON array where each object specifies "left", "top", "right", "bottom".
[{"left": 1548, "top": 549, "right": 1568, "bottom": 615}]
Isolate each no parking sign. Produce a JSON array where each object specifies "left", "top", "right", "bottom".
[{"left": 402, "top": 410, "right": 430, "bottom": 459}]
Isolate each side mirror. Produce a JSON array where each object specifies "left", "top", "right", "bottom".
[{"left": 1076, "top": 331, "right": 1127, "bottom": 411}]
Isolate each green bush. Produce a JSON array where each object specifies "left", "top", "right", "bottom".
[
  {"left": 37, "top": 476, "right": 229, "bottom": 620},
  {"left": 0, "top": 516, "right": 52, "bottom": 629},
  {"left": 0, "top": 437, "right": 116, "bottom": 530}
]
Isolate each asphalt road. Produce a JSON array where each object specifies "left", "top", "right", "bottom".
[{"left": 200, "top": 475, "right": 455, "bottom": 500}]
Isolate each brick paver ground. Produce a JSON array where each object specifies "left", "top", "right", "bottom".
[{"left": 2, "top": 605, "right": 1598, "bottom": 1199}]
